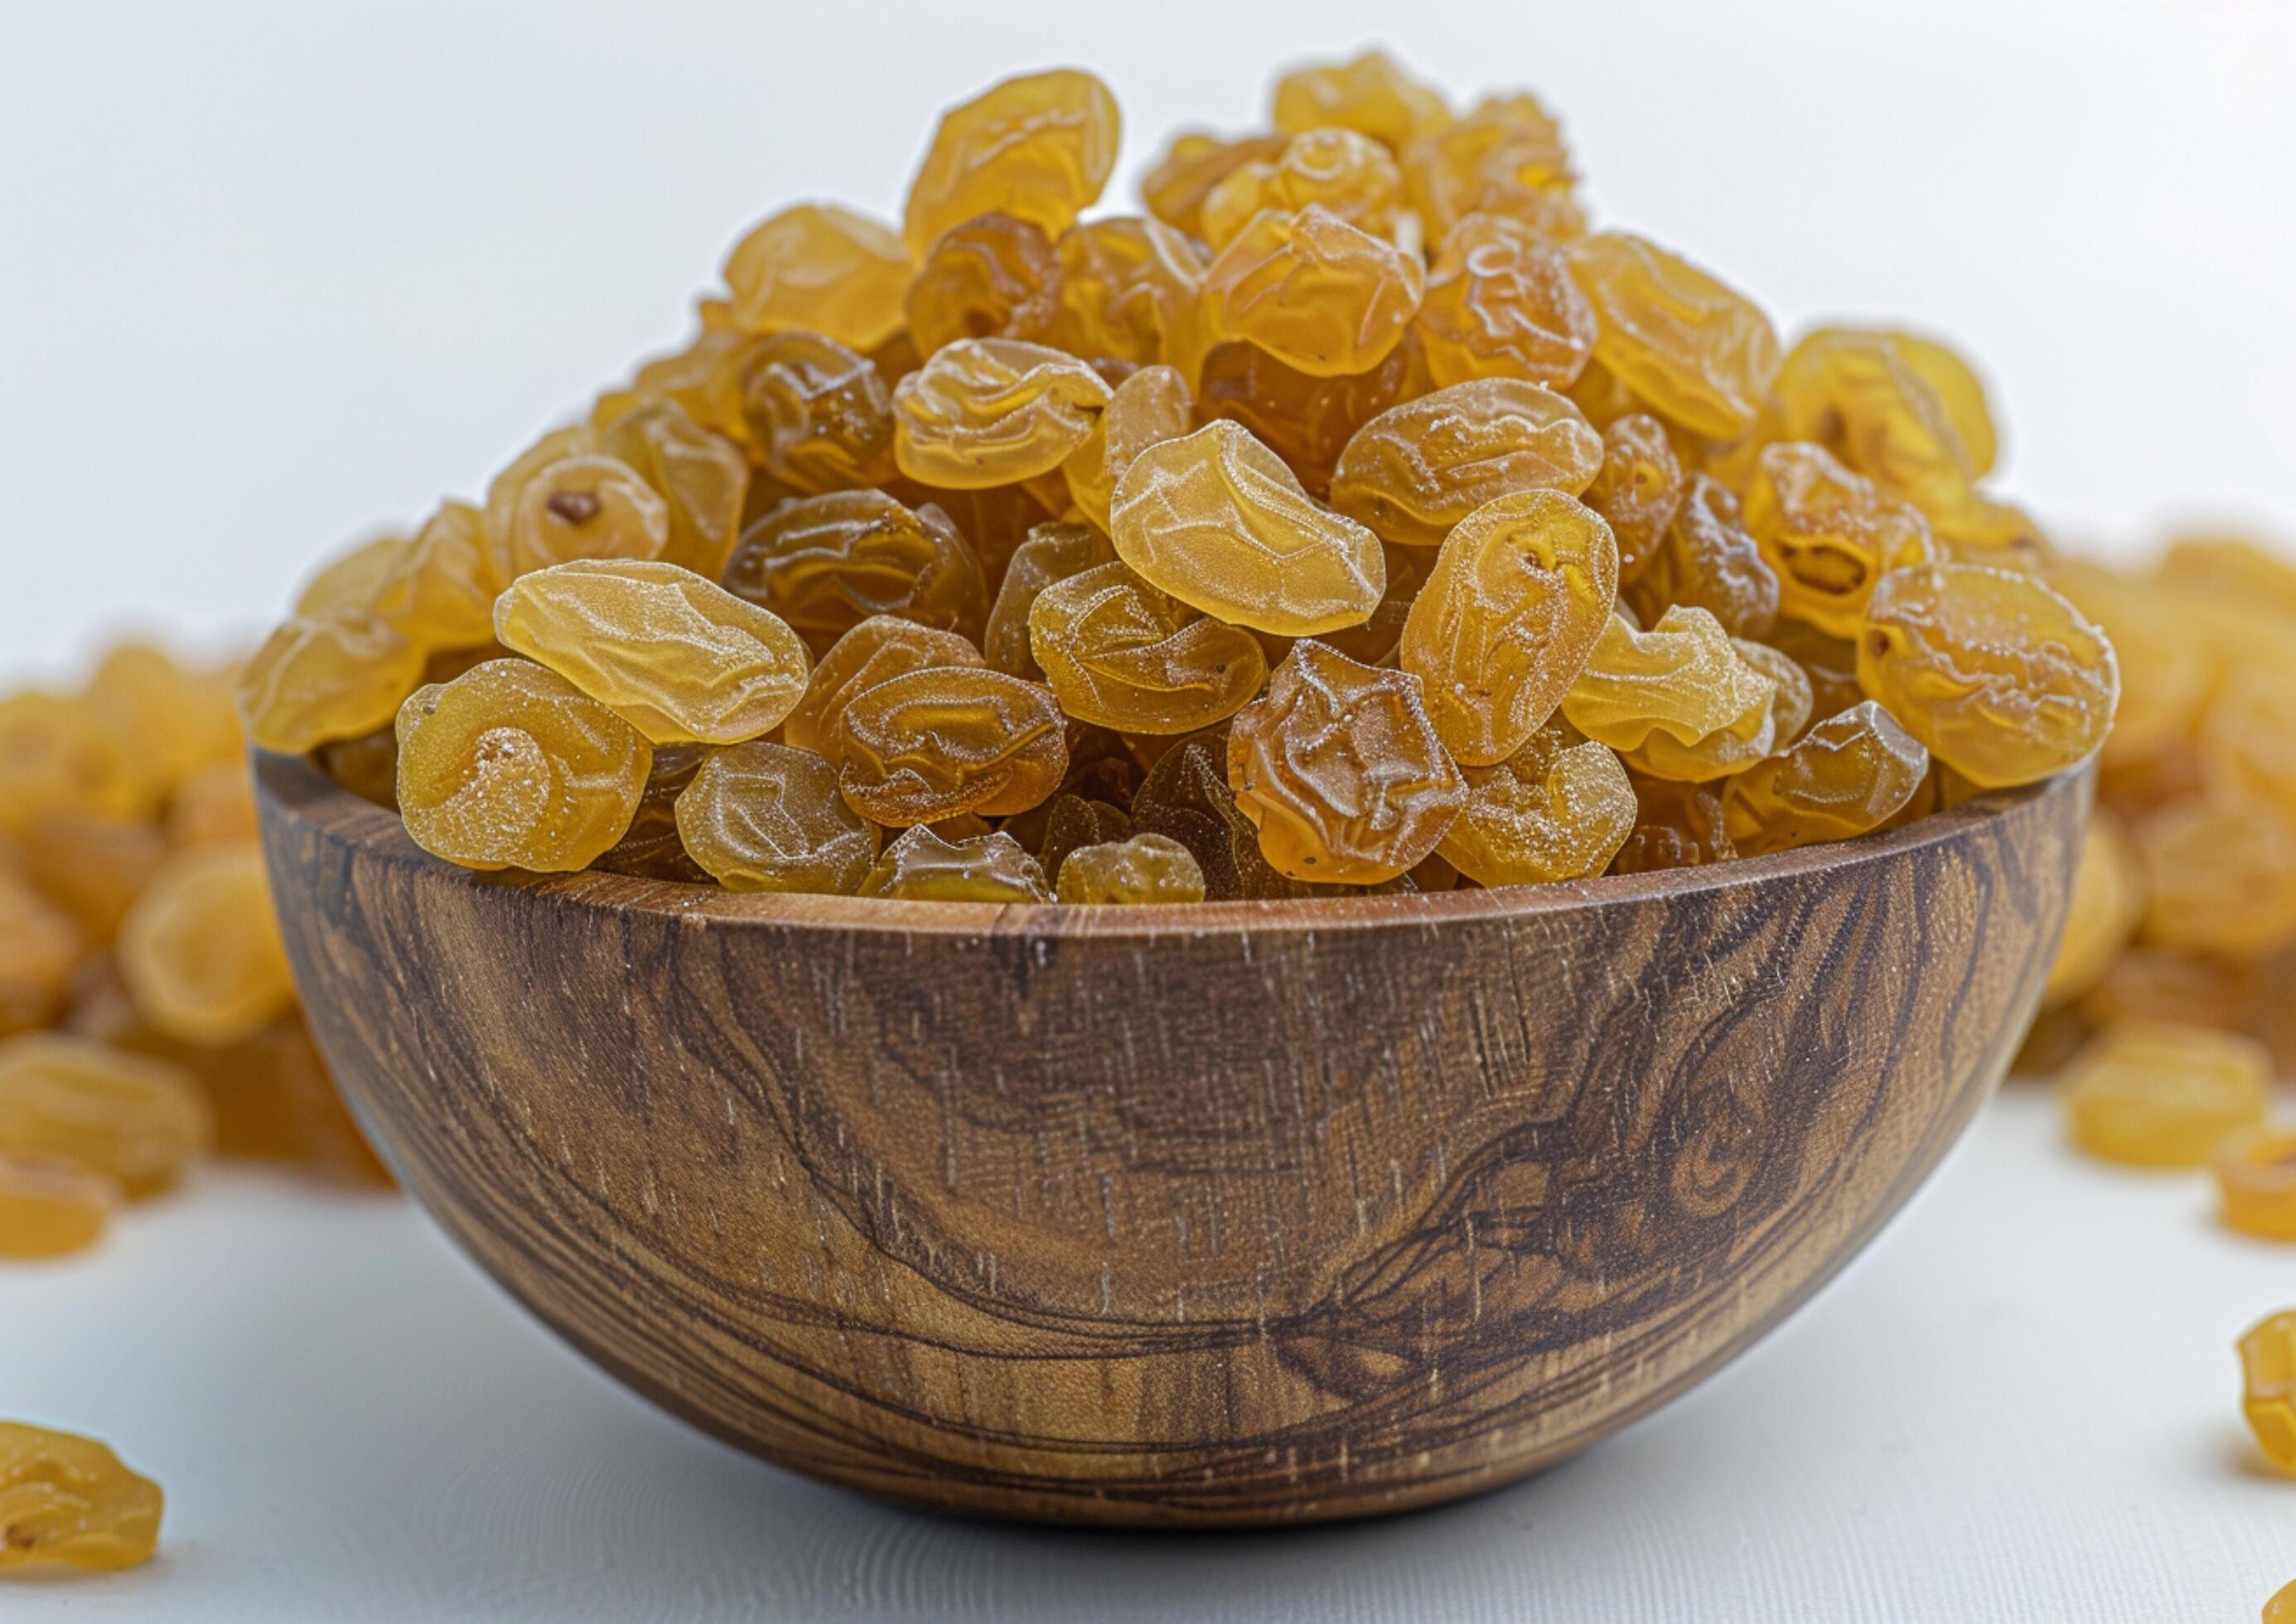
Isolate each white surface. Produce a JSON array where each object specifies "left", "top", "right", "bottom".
[
  {"left": 3, "top": 1, "right": 2296, "bottom": 684},
  {"left": 2, "top": 1088, "right": 2289, "bottom": 1622}
]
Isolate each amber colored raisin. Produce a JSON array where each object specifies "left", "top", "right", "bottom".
[
  {"left": 2042, "top": 809, "right": 2147, "bottom": 1008},
  {"left": 835, "top": 667, "right": 1068, "bottom": 825},
  {"left": 495, "top": 560, "right": 810, "bottom": 745},
  {"left": 1857, "top": 562, "right": 2119, "bottom": 789},
  {"left": 1746, "top": 442, "right": 1936, "bottom": 636},
  {"left": 294, "top": 534, "right": 408, "bottom": 620},
  {"left": 1763, "top": 616, "right": 1862, "bottom": 721},
  {"left": 1721, "top": 701, "right": 1930, "bottom": 856},
  {"left": 7, "top": 815, "right": 166, "bottom": 945},
  {"left": 0, "top": 1150, "right": 118, "bottom": 1259},
  {"left": 1200, "top": 205, "right": 1424, "bottom": 379},
  {"left": 1056, "top": 833, "right": 1206, "bottom": 905},
  {"left": 0, "top": 868, "right": 87, "bottom": 1038},
  {"left": 1329, "top": 379, "right": 1604, "bottom": 549},
  {"left": 1063, "top": 364, "right": 1192, "bottom": 534},
  {"left": 2242, "top": 1312, "right": 2296, "bottom": 1473},
  {"left": 1029, "top": 560, "right": 1268, "bottom": 735},
  {"left": 857, "top": 825, "right": 1051, "bottom": 903},
  {"left": 1200, "top": 128, "right": 1404, "bottom": 252},
  {"left": 593, "top": 401, "right": 752, "bottom": 580},
  {"left": 1048, "top": 216, "right": 1206, "bottom": 368},
  {"left": 116, "top": 843, "right": 296, "bottom": 1047},
  {"left": 0, "top": 694, "right": 148, "bottom": 839},
  {"left": 1399, "top": 92, "right": 1580, "bottom": 244},
  {"left": 674, "top": 742, "right": 878, "bottom": 894},
  {"left": 722, "top": 202, "right": 911, "bottom": 352},
  {"left": 1140, "top": 131, "right": 1292, "bottom": 240},
  {"left": 781, "top": 617, "right": 985, "bottom": 764},
  {"left": 487, "top": 453, "right": 671, "bottom": 585},
  {"left": 2132, "top": 793, "right": 2296, "bottom": 963},
  {"left": 0, "top": 1422, "right": 164, "bottom": 1571},
  {"left": 2215, "top": 1127, "right": 2296, "bottom": 1241},
  {"left": 2062, "top": 1018, "right": 2269, "bottom": 1167},
  {"left": 1627, "top": 474, "right": 1780, "bottom": 638},
  {"left": 394, "top": 660, "right": 651, "bottom": 872},
  {"left": 1611, "top": 772, "right": 1738, "bottom": 873},
  {"left": 1399, "top": 489, "right": 1619, "bottom": 765},
  {"left": 1561, "top": 230, "right": 1779, "bottom": 440},
  {"left": 905, "top": 211, "right": 1062, "bottom": 358},
  {"left": 1415, "top": 212, "right": 1596, "bottom": 390},
  {"left": 1270, "top": 50, "right": 1450, "bottom": 152},
  {"left": 1562, "top": 607, "right": 1782, "bottom": 781},
  {"left": 1111, "top": 420, "right": 1385, "bottom": 636},
  {"left": 717, "top": 331, "right": 898, "bottom": 494},
  {"left": 1437, "top": 718, "right": 1634, "bottom": 887},
  {"left": 1131, "top": 728, "right": 1313, "bottom": 901},
  {"left": 892, "top": 337, "right": 1112, "bottom": 489},
  {"left": 903, "top": 70, "right": 1121, "bottom": 258},
  {"left": 81, "top": 644, "right": 243, "bottom": 793},
  {"left": 236, "top": 613, "right": 426, "bottom": 756},
  {"left": 1227, "top": 640, "right": 1465, "bottom": 884},
  {"left": 0, "top": 1033, "right": 209, "bottom": 1197},
  {"left": 1194, "top": 340, "right": 1409, "bottom": 500},
  {"left": 1028, "top": 792, "right": 1134, "bottom": 881},
  {"left": 312, "top": 728, "right": 399, "bottom": 813},
  {"left": 592, "top": 743, "right": 712, "bottom": 883},
  {"left": 722, "top": 490, "right": 988, "bottom": 658},
  {"left": 1580, "top": 413, "right": 1685, "bottom": 581}
]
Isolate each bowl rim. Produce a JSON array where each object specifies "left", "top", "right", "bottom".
[{"left": 254, "top": 748, "right": 2080, "bottom": 942}]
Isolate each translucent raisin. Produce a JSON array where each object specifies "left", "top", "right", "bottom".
[
  {"left": 721, "top": 490, "right": 988, "bottom": 657},
  {"left": 1437, "top": 718, "right": 1634, "bottom": 886},
  {"left": 1560, "top": 230, "right": 1779, "bottom": 440},
  {"left": 2062, "top": 1019, "right": 2269, "bottom": 1167},
  {"left": 0, "top": 1034, "right": 209, "bottom": 1197},
  {"left": 674, "top": 742, "right": 879, "bottom": 894},
  {"left": 1029, "top": 560, "right": 1268, "bottom": 734},
  {"left": 902, "top": 70, "right": 1121, "bottom": 258},
  {"left": 1056, "top": 833, "right": 1206, "bottom": 905},
  {"left": 722, "top": 202, "right": 911, "bottom": 351},
  {"left": 857, "top": 825, "right": 1051, "bottom": 903},
  {"left": 0, "top": 1423, "right": 163, "bottom": 1572},
  {"left": 1200, "top": 205, "right": 1424, "bottom": 379},
  {"left": 905, "top": 211, "right": 1062, "bottom": 358},
  {"left": 1415, "top": 212, "right": 1597, "bottom": 390},
  {"left": 834, "top": 667, "right": 1068, "bottom": 824},
  {"left": 1330, "top": 378, "right": 1603, "bottom": 549},
  {"left": 116, "top": 843, "right": 296, "bottom": 1047},
  {"left": 892, "top": 337, "right": 1112, "bottom": 488}
]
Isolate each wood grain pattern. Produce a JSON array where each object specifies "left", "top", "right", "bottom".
[{"left": 254, "top": 752, "right": 2087, "bottom": 1527}]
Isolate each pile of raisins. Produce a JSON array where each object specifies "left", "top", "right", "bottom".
[
  {"left": 238, "top": 52, "right": 2121, "bottom": 906},
  {"left": 0, "top": 641, "right": 389, "bottom": 1274}
]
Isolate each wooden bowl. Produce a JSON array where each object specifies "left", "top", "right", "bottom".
[{"left": 254, "top": 751, "right": 2086, "bottom": 1527}]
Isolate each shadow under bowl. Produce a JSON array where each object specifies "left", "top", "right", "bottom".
[{"left": 254, "top": 751, "right": 2087, "bottom": 1527}]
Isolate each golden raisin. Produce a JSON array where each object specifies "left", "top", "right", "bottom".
[
  {"left": 857, "top": 825, "right": 1051, "bottom": 903},
  {"left": 0, "top": 1423, "right": 163, "bottom": 1572},
  {"left": 1399, "top": 488, "right": 1619, "bottom": 765},
  {"left": 494, "top": 560, "right": 810, "bottom": 746},
  {"left": 2042, "top": 810, "right": 2147, "bottom": 1008},
  {"left": 2062, "top": 1019, "right": 2269, "bottom": 1168},
  {"left": 782, "top": 617, "right": 985, "bottom": 762},
  {"left": 1580, "top": 413, "right": 1684, "bottom": 581},
  {"left": 1047, "top": 216, "right": 1206, "bottom": 368},
  {"left": 1415, "top": 213, "right": 1597, "bottom": 390},
  {"left": 722, "top": 202, "right": 911, "bottom": 351},
  {"left": 2239, "top": 1312, "right": 2296, "bottom": 1472},
  {"left": 1437, "top": 718, "right": 1635, "bottom": 886},
  {"left": 0, "top": 1034, "right": 209, "bottom": 1197},
  {"left": 834, "top": 666, "right": 1068, "bottom": 824},
  {"left": 593, "top": 401, "right": 752, "bottom": 579},
  {"left": 1193, "top": 340, "right": 1409, "bottom": 500},
  {"left": 1131, "top": 729, "right": 1316, "bottom": 901},
  {"left": 1226, "top": 640, "right": 1465, "bottom": 884},
  {"left": 1720, "top": 701, "right": 1931, "bottom": 857},
  {"left": 1611, "top": 772, "right": 1738, "bottom": 873},
  {"left": 0, "top": 1150, "right": 119, "bottom": 1259},
  {"left": 1028, "top": 560, "right": 1268, "bottom": 734},
  {"left": 1062, "top": 363, "right": 1192, "bottom": 533},
  {"left": 1629, "top": 472, "right": 1779, "bottom": 637},
  {"left": 1329, "top": 379, "right": 1604, "bottom": 549},
  {"left": 1399, "top": 92, "right": 1579, "bottom": 244},
  {"left": 721, "top": 490, "right": 988, "bottom": 657},
  {"left": 1055, "top": 833, "right": 1206, "bottom": 905},
  {"left": 1857, "top": 562, "right": 2119, "bottom": 789},
  {"left": 905, "top": 211, "right": 1062, "bottom": 358},
  {"left": 1562, "top": 607, "right": 1783, "bottom": 781},
  {"left": 0, "top": 868, "right": 87, "bottom": 1039},
  {"left": 1199, "top": 205, "right": 1424, "bottom": 379},
  {"left": 674, "top": 742, "right": 879, "bottom": 895},
  {"left": 1199, "top": 128, "right": 1404, "bottom": 252},
  {"left": 485, "top": 453, "right": 671, "bottom": 585},
  {"left": 2131, "top": 793, "right": 2296, "bottom": 963},
  {"left": 394, "top": 659, "right": 652, "bottom": 872},
  {"left": 235, "top": 613, "right": 426, "bottom": 756},
  {"left": 116, "top": 843, "right": 297, "bottom": 1047},
  {"left": 593, "top": 743, "right": 711, "bottom": 883},
  {"left": 1560, "top": 230, "right": 1779, "bottom": 440},
  {"left": 903, "top": 69, "right": 1121, "bottom": 257},
  {"left": 1111, "top": 420, "right": 1385, "bottom": 636},
  {"left": 892, "top": 337, "right": 1112, "bottom": 488},
  {"left": 1745, "top": 442, "right": 1936, "bottom": 636},
  {"left": 1270, "top": 50, "right": 1450, "bottom": 152},
  {"left": 1140, "top": 131, "right": 1291, "bottom": 240},
  {"left": 718, "top": 331, "right": 899, "bottom": 494},
  {"left": 2216, "top": 1127, "right": 2296, "bottom": 1242}
]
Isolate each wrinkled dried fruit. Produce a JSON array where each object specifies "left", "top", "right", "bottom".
[
  {"left": 1112, "top": 420, "right": 1385, "bottom": 636},
  {"left": 675, "top": 742, "right": 878, "bottom": 894},
  {"left": 783, "top": 617, "right": 986, "bottom": 763},
  {"left": 0, "top": 1033, "right": 209, "bottom": 1197},
  {"left": 1630, "top": 472, "right": 1778, "bottom": 637},
  {"left": 1720, "top": 701, "right": 1930, "bottom": 856},
  {"left": 1329, "top": 378, "right": 1603, "bottom": 548},
  {"left": 1030, "top": 561, "right": 1267, "bottom": 735},
  {"left": 721, "top": 490, "right": 988, "bottom": 657},
  {"left": 236, "top": 613, "right": 426, "bottom": 755},
  {"left": 495, "top": 560, "right": 810, "bottom": 745},
  {"left": 0, "top": 1422, "right": 163, "bottom": 1571},
  {"left": 1561, "top": 231, "right": 1778, "bottom": 440},
  {"left": 1438, "top": 718, "right": 1633, "bottom": 885},
  {"left": 857, "top": 825, "right": 1051, "bottom": 902},
  {"left": 0, "top": 1150, "right": 119, "bottom": 1259},
  {"left": 1200, "top": 128, "right": 1403, "bottom": 253},
  {"left": 116, "top": 843, "right": 296, "bottom": 1047},
  {"left": 1200, "top": 205, "right": 1424, "bottom": 379},
  {"left": 904, "top": 70, "right": 1121, "bottom": 258},
  {"left": 906, "top": 211, "right": 1062, "bottom": 357},
  {"left": 1227, "top": 640, "right": 1465, "bottom": 883},
  {"left": 1055, "top": 832, "right": 1206, "bottom": 905},
  {"left": 1271, "top": 50, "right": 1450, "bottom": 151},
  {"left": 718, "top": 331, "right": 899, "bottom": 494},
  {"left": 1746, "top": 442, "right": 1936, "bottom": 636},
  {"left": 394, "top": 659, "right": 651, "bottom": 872},
  {"left": 835, "top": 666, "right": 1068, "bottom": 824},
  {"left": 892, "top": 337, "right": 1112, "bottom": 488},
  {"left": 1561, "top": 607, "right": 1781, "bottom": 780},
  {"left": 723, "top": 203, "right": 911, "bottom": 351},
  {"left": 2061, "top": 1018, "right": 2269, "bottom": 1168},
  {"left": 1415, "top": 213, "right": 1596, "bottom": 390}
]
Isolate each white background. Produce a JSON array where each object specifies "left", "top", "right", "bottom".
[{"left": 5, "top": 2, "right": 2296, "bottom": 1618}]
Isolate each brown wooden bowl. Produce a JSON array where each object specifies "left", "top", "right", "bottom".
[{"left": 254, "top": 750, "right": 2086, "bottom": 1527}]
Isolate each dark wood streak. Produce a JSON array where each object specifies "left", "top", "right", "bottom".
[{"left": 255, "top": 752, "right": 2089, "bottom": 1527}]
